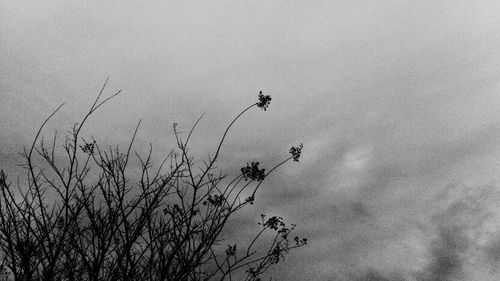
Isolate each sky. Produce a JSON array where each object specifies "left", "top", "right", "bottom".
[{"left": 2, "top": 1, "right": 500, "bottom": 280}]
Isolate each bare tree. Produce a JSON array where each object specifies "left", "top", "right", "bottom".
[{"left": 0, "top": 80, "right": 307, "bottom": 281}]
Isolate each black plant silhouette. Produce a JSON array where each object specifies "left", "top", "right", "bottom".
[
  {"left": 0, "top": 81, "right": 307, "bottom": 281},
  {"left": 257, "top": 91, "right": 272, "bottom": 111}
]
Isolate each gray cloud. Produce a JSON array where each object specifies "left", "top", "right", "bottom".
[
  {"left": 419, "top": 227, "right": 468, "bottom": 281},
  {"left": 351, "top": 271, "right": 405, "bottom": 281}
]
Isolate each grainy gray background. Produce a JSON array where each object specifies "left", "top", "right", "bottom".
[{"left": 2, "top": 1, "right": 500, "bottom": 280}]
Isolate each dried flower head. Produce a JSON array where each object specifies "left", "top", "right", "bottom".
[
  {"left": 289, "top": 143, "right": 303, "bottom": 162},
  {"left": 204, "top": 194, "right": 225, "bottom": 206},
  {"left": 241, "top": 162, "right": 266, "bottom": 181},
  {"left": 257, "top": 91, "right": 272, "bottom": 111},
  {"left": 80, "top": 141, "right": 96, "bottom": 155},
  {"left": 225, "top": 244, "right": 237, "bottom": 256},
  {"left": 264, "top": 216, "right": 285, "bottom": 231}
]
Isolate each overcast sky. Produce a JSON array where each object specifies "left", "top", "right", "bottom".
[{"left": 3, "top": 1, "right": 500, "bottom": 280}]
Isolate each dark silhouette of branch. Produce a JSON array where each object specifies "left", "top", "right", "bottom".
[{"left": 0, "top": 84, "right": 306, "bottom": 281}]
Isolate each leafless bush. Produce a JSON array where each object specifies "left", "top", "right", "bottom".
[{"left": 0, "top": 81, "right": 306, "bottom": 281}]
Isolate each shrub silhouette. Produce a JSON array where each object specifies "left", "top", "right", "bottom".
[{"left": 0, "top": 80, "right": 306, "bottom": 281}]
